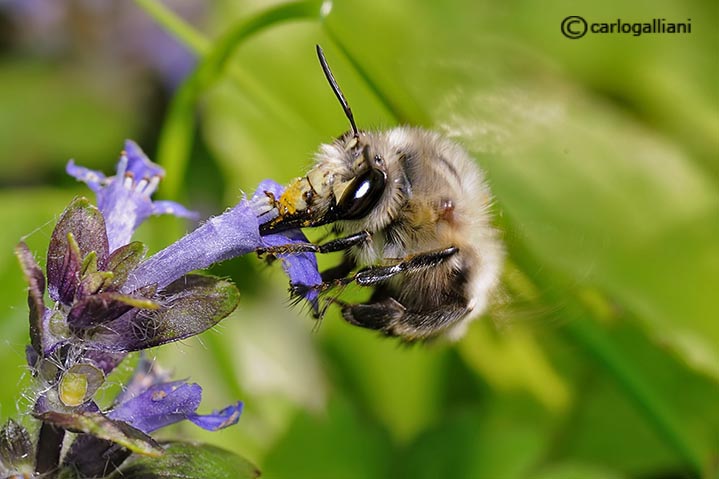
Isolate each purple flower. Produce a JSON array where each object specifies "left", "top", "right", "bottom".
[
  {"left": 67, "top": 140, "right": 198, "bottom": 252},
  {"left": 16, "top": 197, "right": 239, "bottom": 369},
  {"left": 109, "top": 380, "right": 242, "bottom": 434},
  {"left": 110, "top": 358, "right": 241, "bottom": 435},
  {"left": 67, "top": 141, "right": 321, "bottom": 311},
  {"left": 122, "top": 179, "right": 322, "bottom": 312},
  {"left": 15, "top": 140, "right": 320, "bottom": 373},
  {"left": 56, "top": 358, "right": 242, "bottom": 477},
  {"left": 14, "top": 140, "right": 322, "bottom": 475},
  {"left": 13, "top": 142, "right": 242, "bottom": 472}
]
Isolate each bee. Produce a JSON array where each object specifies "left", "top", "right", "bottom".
[{"left": 257, "top": 46, "right": 504, "bottom": 341}]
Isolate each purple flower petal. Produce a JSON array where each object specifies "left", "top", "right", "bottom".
[
  {"left": 151, "top": 199, "right": 199, "bottom": 220},
  {"left": 115, "top": 356, "right": 173, "bottom": 405},
  {"left": 123, "top": 140, "right": 165, "bottom": 186},
  {"left": 108, "top": 380, "right": 242, "bottom": 434},
  {"left": 252, "top": 181, "right": 322, "bottom": 312},
  {"left": 66, "top": 160, "right": 106, "bottom": 193},
  {"left": 261, "top": 232, "right": 320, "bottom": 312},
  {"left": 122, "top": 180, "right": 322, "bottom": 311},
  {"left": 187, "top": 402, "right": 243, "bottom": 431},
  {"left": 108, "top": 381, "right": 200, "bottom": 434},
  {"left": 121, "top": 199, "right": 262, "bottom": 292},
  {"left": 67, "top": 140, "right": 198, "bottom": 252}
]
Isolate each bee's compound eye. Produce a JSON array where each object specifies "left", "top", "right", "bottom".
[{"left": 335, "top": 168, "right": 386, "bottom": 220}]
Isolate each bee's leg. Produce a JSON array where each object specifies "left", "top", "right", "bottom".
[
  {"left": 353, "top": 247, "right": 459, "bottom": 286},
  {"left": 337, "top": 247, "right": 464, "bottom": 338},
  {"left": 320, "top": 252, "right": 357, "bottom": 282},
  {"left": 257, "top": 231, "right": 369, "bottom": 256},
  {"left": 294, "top": 246, "right": 459, "bottom": 317},
  {"left": 342, "top": 294, "right": 467, "bottom": 340},
  {"left": 301, "top": 246, "right": 459, "bottom": 292}
]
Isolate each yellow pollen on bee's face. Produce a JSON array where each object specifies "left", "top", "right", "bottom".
[{"left": 277, "top": 179, "right": 310, "bottom": 216}]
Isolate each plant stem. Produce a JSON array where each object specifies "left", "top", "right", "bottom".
[
  {"left": 133, "top": 0, "right": 324, "bottom": 199},
  {"left": 35, "top": 422, "right": 65, "bottom": 477},
  {"left": 132, "top": 0, "right": 209, "bottom": 55}
]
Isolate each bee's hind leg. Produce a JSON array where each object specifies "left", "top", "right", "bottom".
[
  {"left": 353, "top": 246, "right": 459, "bottom": 285},
  {"left": 341, "top": 296, "right": 467, "bottom": 340},
  {"left": 333, "top": 246, "right": 464, "bottom": 339}
]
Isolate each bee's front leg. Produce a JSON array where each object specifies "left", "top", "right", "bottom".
[{"left": 256, "top": 231, "right": 369, "bottom": 256}]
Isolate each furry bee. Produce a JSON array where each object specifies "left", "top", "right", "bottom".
[{"left": 258, "top": 46, "right": 503, "bottom": 341}]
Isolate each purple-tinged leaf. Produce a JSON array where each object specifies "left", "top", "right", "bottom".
[
  {"left": 0, "top": 419, "right": 34, "bottom": 473},
  {"left": 91, "top": 275, "right": 239, "bottom": 352},
  {"left": 47, "top": 197, "right": 109, "bottom": 303},
  {"left": 83, "top": 349, "right": 128, "bottom": 376},
  {"left": 68, "top": 291, "right": 159, "bottom": 330},
  {"left": 105, "top": 241, "right": 147, "bottom": 289},
  {"left": 34, "top": 410, "right": 163, "bottom": 457},
  {"left": 15, "top": 242, "right": 48, "bottom": 355},
  {"left": 57, "top": 232, "right": 83, "bottom": 305}
]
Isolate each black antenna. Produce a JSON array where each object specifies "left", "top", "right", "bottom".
[{"left": 316, "top": 44, "right": 359, "bottom": 138}]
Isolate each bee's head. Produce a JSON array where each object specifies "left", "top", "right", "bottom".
[{"left": 259, "top": 46, "right": 392, "bottom": 235}]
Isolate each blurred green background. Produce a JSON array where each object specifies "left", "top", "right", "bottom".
[{"left": 0, "top": 0, "right": 717, "bottom": 478}]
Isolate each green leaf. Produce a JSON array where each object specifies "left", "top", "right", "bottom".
[
  {"left": 549, "top": 319, "right": 718, "bottom": 476},
  {"left": 35, "top": 411, "right": 163, "bottom": 457},
  {"left": 0, "top": 61, "right": 136, "bottom": 183},
  {"left": 106, "top": 241, "right": 148, "bottom": 289},
  {"left": 528, "top": 462, "right": 626, "bottom": 479},
  {"left": 142, "top": 0, "right": 326, "bottom": 198},
  {"left": 110, "top": 441, "right": 260, "bottom": 479},
  {"left": 398, "top": 396, "right": 550, "bottom": 479},
  {"left": 263, "top": 396, "right": 392, "bottom": 479},
  {"left": 88, "top": 274, "right": 239, "bottom": 351},
  {"left": 147, "top": 273, "right": 240, "bottom": 343}
]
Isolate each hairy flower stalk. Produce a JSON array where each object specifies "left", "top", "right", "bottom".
[{"left": 5, "top": 141, "right": 321, "bottom": 478}]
